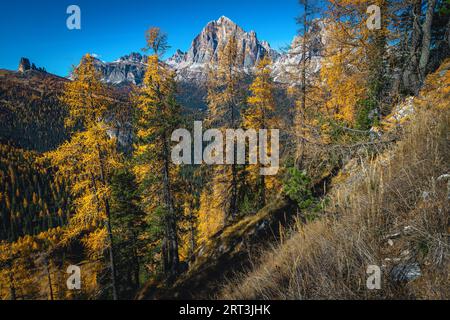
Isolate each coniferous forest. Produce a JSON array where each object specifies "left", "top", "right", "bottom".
[{"left": 0, "top": 0, "right": 449, "bottom": 301}]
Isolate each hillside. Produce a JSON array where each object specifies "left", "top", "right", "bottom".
[
  {"left": 137, "top": 59, "right": 450, "bottom": 300},
  {"left": 0, "top": 143, "right": 71, "bottom": 242},
  {"left": 220, "top": 61, "right": 450, "bottom": 300},
  {"left": 0, "top": 69, "right": 68, "bottom": 152},
  {"left": 0, "top": 0, "right": 448, "bottom": 302}
]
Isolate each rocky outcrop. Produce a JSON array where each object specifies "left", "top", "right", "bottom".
[
  {"left": 185, "top": 16, "right": 277, "bottom": 67},
  {"left": 271, "top": 19, "right": 327, "bottom": 84},
  {"left": 166, "top": 49, "right": 187, "bottom": 67},
  {"left": 18, "top": 58, "right": 31, "bottom": 73},
  {"left": 18, "top": 58, "right": 46, "bottom": 74}
]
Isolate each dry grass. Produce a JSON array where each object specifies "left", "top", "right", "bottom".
[{"left": 220, "top": 105, "right": 449, "bottom": 300}]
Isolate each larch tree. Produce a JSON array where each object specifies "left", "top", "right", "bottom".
[
  {"left": 50, "top": 54, "right": 121, "bottom": 300},
  {"left": 281, "top": 0, "right": 325, "bottom": 169},
  {"left": 205, "top": 36, "right": 247, "bottom": 222},
  {"left": 133, "top": 27, "right": 182, "bottom": 281},
  {"left": 321, "top": 0, "right": 386, "bottom": 127},
  {"left": 295, "top": 0, "right": 315, "bottom": 168},
  {"left": 245, "top": 57, "right": 277, "bottom": 207}
]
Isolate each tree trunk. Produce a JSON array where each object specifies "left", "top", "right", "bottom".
[
  {"left": 105, "top": 203, "right": 119, "bottom": 300},
  {"left": 189, "top": 202, "right": 197, "bottom": 258},
  {"left": 419, "top": 0, "right": 437, "bottom": 81},
  {"left": 162, "top": 138, "right": 179, "bottom": 282},
  {"left": 44, "top": 256, "right": 54, "bottom": 300},
  {"left": 260, "top": 175, "right": 266, "bottom": 208},
  {"left": 131, "top": 232, "right": 140, "bottom": 288},
  {"left": 296, "top": 0, "right": 309, "bottom": 169},
  {"left": 230, "top": 164, "right": 238, "bottom": 220},
  {"left": 96, "top": 145, "right": 119, "bottom": 300},
  {"left": 229, "top": 95, "right": 239, "bottom": 221},
  {"left": 403, "top": 0, "right": 423, "bottom": 94},
  {"left": 8, "top": 272, "right": 16, "bottom": 300}
]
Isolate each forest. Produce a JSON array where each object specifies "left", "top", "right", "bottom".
[{"left": 0, "top": 0, "right": 449, "bottom": 300}]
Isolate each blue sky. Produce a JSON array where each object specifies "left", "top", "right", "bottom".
[{"left": 0, "top": 0, "right": 311, "bottom": 77}]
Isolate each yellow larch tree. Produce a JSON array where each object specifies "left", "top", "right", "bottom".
[
  {"left": 320, "top": 19, "right": 367, "bottom": 125},
  {"left": 49, "top": 54, "right": 121, "bottom": 299},
  {"left": 245, "top": 56, "right": 279, "bottom": 206},
  {"left": 206, "top": 35, "right": 246, "bottom": 219},
  {"left": 322, "top": 0, "right": 391, "bottom": 126},
  {"left": 197, "top": 36, "right": 248, "bottom": 243}
]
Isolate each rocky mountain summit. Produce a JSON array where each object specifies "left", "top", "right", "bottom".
[
  {"left": 167, "top": 16, "right": 281, "bottom": 82},
  {"left": 271, "top": 19, "right": 327, "bottom": 83},
  {"left": 186, "top": 16, "right": 280, "bottom": 66}
]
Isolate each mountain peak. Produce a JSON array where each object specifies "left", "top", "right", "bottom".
[
  {"left": 167, "top": 49, "right": 187, "bottom": 67},
  {"left": 118, "top": 52, "right": 146, "bottom": 63},
  {"left": 179, "top": 15, "right": 277, "bottom": 70},
  {"left": 85, "top": 16, "right": 284, "bottom": 87},
  {"left": 216, "top": 15, "right": 234, "bottom": 24}
]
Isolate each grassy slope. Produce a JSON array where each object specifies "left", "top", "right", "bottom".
[
  {"left": 219, "top": 62, "right": 450, "bottom": 300},
  {"left": 137, "top": 61, "right": 450, "bottom": 301}
]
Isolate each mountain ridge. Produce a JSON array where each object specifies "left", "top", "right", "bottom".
[
  {"left": 16, "top": 16, "right": 327, "bottom": 88},
  {"left": 86, "top": 16, "right": 292, "bottom": 86}
]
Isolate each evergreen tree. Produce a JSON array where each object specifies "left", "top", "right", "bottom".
[
  {"left": 133, "top": 27, "right": 182, "bottom": 281},
  {"left": 110, "top": 167, "right": 146, "bottom": 296}
]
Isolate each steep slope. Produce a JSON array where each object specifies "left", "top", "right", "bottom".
[
  {"left": 0, "top": 68, "right": 69, "bottom": 152},
  {"left": 0, "top": 143, "right": 70, "bottom": 242},
  {"left": 1, "top": 59, "right": 134, "bottom": 153},
  {"left": 220, "top": 61, "right": 450, "bottom": 300},
  {"left": 137, "top": 59, "right": 450, "bottom": 301},
  {"left": 137, "top": 197, "right": 297, "bottom": 300}
]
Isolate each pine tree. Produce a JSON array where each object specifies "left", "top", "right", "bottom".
[
  {"left": 110, "top": 166, "right": 146, "bottom": 296},
  {"left": 133, "top": 27, "right": 182, "bottom": 281}
]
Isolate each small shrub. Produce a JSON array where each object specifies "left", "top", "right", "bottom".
[{"left": 283, "top": 167, "right": 314, "bottom": 210}]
